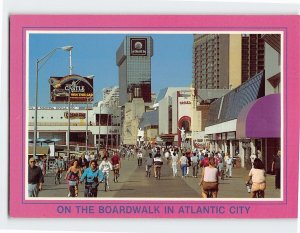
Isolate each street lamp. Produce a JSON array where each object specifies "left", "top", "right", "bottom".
[
  {"left": 98, "top": 101, "right": 102, "bottom": 153},
  {"left": 85, "top": 75, "right": 95, "bottom": 156},
  {"left": 105, "top": 103, "right": 109, "bottom": 151},
  {"left": 190, "top": 86, "right": 196, "bottom": 150},
  {"left": 33, "top": 45, "right": 73, "bottom": 159}
]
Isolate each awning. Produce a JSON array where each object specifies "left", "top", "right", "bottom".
[
  {"left": 28, "top": 146, "right": 50, "bottom": 156},
  {"left": 236, "top": 94, "right": 280, "bottom": 139}
]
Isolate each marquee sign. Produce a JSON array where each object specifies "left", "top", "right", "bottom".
[
  {"left": 49, "top": 74, "right": 94, "bottom": 103},
  {"left": 130, "top": 38, "right": 147, "bottom": 56},
  {"left": 64, "top": 112, "right": 86, "bottom": 119}
]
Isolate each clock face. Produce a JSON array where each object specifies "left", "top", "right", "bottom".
[{"left": 134, "top": 41, "right": 143, "bottom": 49}]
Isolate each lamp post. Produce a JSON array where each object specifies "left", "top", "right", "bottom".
[
  {"left": 64, "top": 46, "right": 73, "bottom": 160},
  {"left": 105, "top": 104, "right": 109, "bottom": 151},
  {"left": 86, "top": 98, "right": 89, "bottom": 156},
  {"left": 33, "top": 45, "right": 73, "bottom": 159},
  {"left": 190, "top": 87, "right": 196, "bottom": 150},
  {"left": 98, "top": 101, "right": 102, "bottom": 153},
  {"left": 84, "top": 75, "right": 95, "bottom": 156}
]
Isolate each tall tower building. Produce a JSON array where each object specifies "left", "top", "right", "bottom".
[
  {"left": 116, "top": 36, "right": 153, "bottom": 106},
  {"left": 193, "top": 34, "right": 265, "bottom": 103},
  {"left": 241, "top": 34, "right": 265, "bottom": 83}
]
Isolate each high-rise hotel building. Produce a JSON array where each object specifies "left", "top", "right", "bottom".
[
  {"left": 193, "top": 34, "right": 265, "bottom": 102},
  {"left": 116, "top": 36, "right": 153, "bottom": 106}
]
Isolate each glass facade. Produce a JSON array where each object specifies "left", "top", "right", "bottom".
[
  {"left": 206, "top": 71, "right": 265, "bottom": 126},
  {"left": 117, "top": 36, "right": 153, "bottom": 105}
]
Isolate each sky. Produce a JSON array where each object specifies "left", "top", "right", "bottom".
[{"left": 29, "top": 33, "right": 193, "bottom": 106}]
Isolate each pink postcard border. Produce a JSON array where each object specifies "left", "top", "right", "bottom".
[{"left": 9, "top": 15, "right": 299, "bottom": 218}]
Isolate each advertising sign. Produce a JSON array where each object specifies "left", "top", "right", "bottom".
[
  {"left": 130, "top": 38, "right": 147, "bottom": 56},
  {"left": 64, "top": 112, "right": 86, "bottom": 119},
  {"left": 9, "top": 15, "right": 300, "bottom": 221},
  {"left": 49, "top": 74, "right": 93, "bottom": 103}
]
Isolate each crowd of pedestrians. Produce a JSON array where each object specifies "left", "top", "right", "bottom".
[{"left": 28, "top": 145, "right": 280, "bottom": 199}]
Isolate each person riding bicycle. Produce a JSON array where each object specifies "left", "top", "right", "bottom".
[
  {"left": 99, "top": 157, "right": 113, "bottom": 190},
  {"left": 65, "top": 159, "right": 82, "bottom": 197},
  {"left": 153, "top": 151, "right": 163, "bottom": 179},
  {"left": 55, "top": 156, "right": 65, "bottom": 182},
  {"left": 247, "top": 158, "right": 266, "bottom": 198},
  {"left": 111, "top": 152, "right": 121, "bottom": 182},
  {"left": 145, "top": 153, "right": 154, "bottom": 177},
  {"left": 201, "top": 157, "right": 219, "bottom": 198},
  {"left": 80, "top": 160, "right": 104, "bottom": 197}
]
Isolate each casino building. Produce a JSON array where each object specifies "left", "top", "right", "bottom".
[
  {"left": 28, "top": 85, "right": 121, "bottom": 154},
  {"left": 116, "top": 36, "right": 154, "bottom": 145},
  {"left": 116, "top": 36, "right": 153, "bottom": 106}
]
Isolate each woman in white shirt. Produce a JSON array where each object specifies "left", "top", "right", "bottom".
[
  {"left": 247, "top": 158, "right": 266, "bottom": 198},
  {"left": 201, "top": 157, "right": 219, "bottom": 198}
]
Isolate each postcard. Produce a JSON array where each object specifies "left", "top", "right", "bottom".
[{"left": 9, "top": 15, "right": 299, "bottom": 218}]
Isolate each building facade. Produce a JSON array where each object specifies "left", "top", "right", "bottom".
[
  {"left": 116, "top": 36, "right": 153, "bottom": 106},
  {"left": 28, "top": 86, "right": 121, "bottom": 154},
  {"left": 193, "top": 34, "right": 265, "bottom": 102}
]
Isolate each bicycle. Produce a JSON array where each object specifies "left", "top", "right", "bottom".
[
  {"left": 245, "top": 181, "right": 264, "bottom": 198},
  {"left": 87, "top": 182, "right": 99, "bottom": 197},
  {"left": 55, "top": 169, "right": 62, "bottom": 184},
  {"left": 200, "top": 181, "right": 218, "bottom": 198},
  {"left": 207, "top": 189, "right": 213, "bottom": 198},
  {"left": 68, "top": 180, "right": 77, "bottom": 197}
]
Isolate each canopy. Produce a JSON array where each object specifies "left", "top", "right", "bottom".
[{"left": 236, "top": 94, "right": 280, "bottom": 139}]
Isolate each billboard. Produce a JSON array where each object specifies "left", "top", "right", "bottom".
[
  {"left": 49, "top": 74, "right": 93, "bottom": 103},
  {"left": 130, "top": 38, "right": 147, "bottom": 56}
]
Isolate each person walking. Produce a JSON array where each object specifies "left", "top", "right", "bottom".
[
  {"left": 216, "top": 153, "right": 224, "bottom": 180},
  {"left": 191, "top": 152, "right": 199, "bottom": 178},
  {"left": 179, "top": 153, "right": 188, "bottom": 178},
  {"left": 137, "top": 150, "right": 143, "bottom": 167},
  {"left": 250, "top": 153, "right": 257, "bottom": 168},
  {"left": 28, "top": 157, "right": 43, "bottom": 197},
  {"left": 186, "top": 152, "right": 192, "bottom": 177},
  {"left": 271, "top": 150, "right": 281, "bottom": 189},
  {"left": 153, "top": 150, "right": 163, "bottom": 179},
  {"left": 37, "top": 155, "right": 47, "bottom": 191},
  {"left": 171, "top": 151, "right": 179, "bottom": 177},
  {"left": 145, "top": 153, "right": 154, "bottom": 177},
  {"left": 225, "top": 153, "right": 233, "bottom": 178}
]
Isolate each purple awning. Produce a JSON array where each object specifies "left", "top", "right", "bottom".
[{"left": 236, "top": 94, "right": 280, "bottom": 139}]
